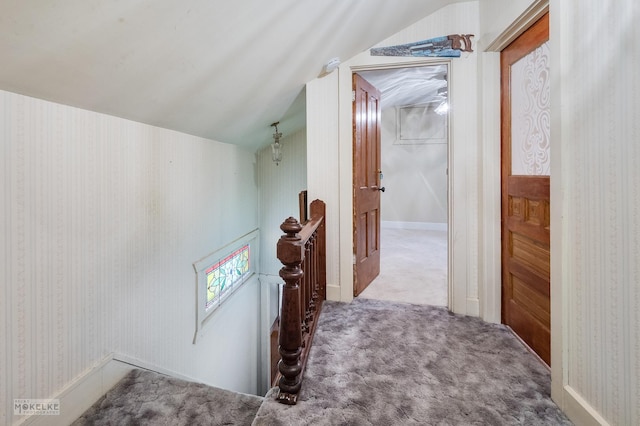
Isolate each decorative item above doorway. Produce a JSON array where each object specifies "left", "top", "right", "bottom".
[{"left": 371, "top": 34, "right": 474, "bottom": 57}]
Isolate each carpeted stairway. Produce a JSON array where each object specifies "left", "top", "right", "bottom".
[
  {"left": 72, "top": 368, "right": 264, "bottom": 426},
  {"left": 74, "top": 299, "right": 571, "bottom": 425}
]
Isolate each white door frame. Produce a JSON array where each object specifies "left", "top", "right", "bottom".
[
  {"left": 336, "top": 56, "right": 464, "bottom": 313},
  {"left": 350, "top": 62, "right": 452, "bottom": 308}
]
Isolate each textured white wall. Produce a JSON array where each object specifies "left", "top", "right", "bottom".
[
  {"left": 555, "top": 1, "right": 639, "bottom": 424},
  {"left": 306, "top": 71, "right": 341, "bottom": 299},
  {"left": 257, "top": 128, "right": 308, "bottom": 277},
  {"left": 0, "top": 90, "right": 262, "bottom": 424},
  {"left": 380, "top": 106, "right": 448, "bottom": 225}
]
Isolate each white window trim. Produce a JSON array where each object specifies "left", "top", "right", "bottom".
[{"left": 192, "top": 228, "right": 260, "bottom": 343}]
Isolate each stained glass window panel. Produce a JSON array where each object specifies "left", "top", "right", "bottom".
[{"left": 205, "top": 244, "right": 250, "bottom": 310}]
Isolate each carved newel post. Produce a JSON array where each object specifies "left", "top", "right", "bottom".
[{"left": 276, "top": 217, "right": 304, "bottom": 404}]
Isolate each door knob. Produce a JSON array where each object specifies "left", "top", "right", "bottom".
[{"left": 378, "top": 187, "right": 385, "bottom": 192}]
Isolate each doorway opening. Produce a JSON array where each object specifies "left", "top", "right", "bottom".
[{"left": 353, "top": 64, "right": 450, "bottom": 307}]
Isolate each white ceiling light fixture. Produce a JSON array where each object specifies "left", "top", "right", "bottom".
[{"left": 271, "top": 122, "right": 283, "bottom": 166}]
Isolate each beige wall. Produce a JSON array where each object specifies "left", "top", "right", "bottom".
[
  {"left": 257, "top": 127, "right": 307, "bottom": 277},
  {"left": 480, "top": 0, "right": 543, "bottom": 44},
  {"left": 306, "top": 71, "right": 341, "bottom": 298},
  {"left": 552, "top": 1, "right": 639, "bottom": 424},
  {"left": 0, "top": 90, "right": 263, "bottom": 424},
  {"left": 380, "top": 104, "right": 448, "bottom": 225}
]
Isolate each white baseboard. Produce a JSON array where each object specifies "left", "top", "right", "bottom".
[
  {"left": 466, "top": 297, "right": 480, "bottom": 317},
  {"left": 562, "top": 385, "right": 610, "bottom": 426},
  {"left": 112, "top": 354, "right": 199, "bottom": 383},
  {"left": 326, "top": 284, "right": 341, "bottom": 301},
  {"left": 381, "top": 221, "right": 447, "bottom": 231},
  {"left": 18, "top": 354, "right": 133, "bottom": 426}
]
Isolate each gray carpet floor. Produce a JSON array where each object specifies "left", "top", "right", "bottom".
[
  {"left": 359, "top": 228, "right": 448, "bottom": 306},
  {"left": 72, "top": 369, "right": 263, "bottom": 426},
  {"left": 253, "top": 298, "right": 572, "bottom": 425},
  {"left": 73, "top": 299, "right": 571, "bottom": 425}
]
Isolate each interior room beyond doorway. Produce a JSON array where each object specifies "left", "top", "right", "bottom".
[{"left": 356, "top": 65, "right": 449, "bottom": 306}]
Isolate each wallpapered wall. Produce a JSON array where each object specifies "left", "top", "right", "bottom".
[
  {"left": 558, "top": 1, "right": 639, "bottom": 424},
  {"left": 0, "top": 90, "right": 262, "bottom": 424},
  {"left": 257, "top": 127, "right": 308, "bottom": 277}
]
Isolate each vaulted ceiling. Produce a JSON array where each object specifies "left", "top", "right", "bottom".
[{"left": 0, "top": 0, "right": 464, "bottom": 150}]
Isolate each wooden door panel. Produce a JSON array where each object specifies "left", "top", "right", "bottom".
[
  {"left": 353, "top": 73, "right": 381, "bottom": 296},
  {"left": 501, "top": 13, "right": 551, "bottom": 365},
  {"left": 357, "top": 212, "right": 369, "bottom": 261},
  {"left": 367, "top": 208, "right": 379, "bottom": 257},
  {"left": 508, "top": 214, "right": 549, "bottom": 240},
  {"left": 508, "top": 259, "right": 549, "bottom": 297},
  {"left": 508, "top": 176, "right": 550, "bottom": 197},
  {"left": 506, "top": 217, "right": 550, "bottom": 245},
  {"left": 508, "top": 299, "right": 551, "bottom": 363},
  {"left": 512, "top": 276, "right": 550, "bottom": 327},
  {"left": 511, "top": 233, "right": 550, "bottom": 277}
]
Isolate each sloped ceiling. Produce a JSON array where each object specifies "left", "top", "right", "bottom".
[{"left": 0, "top": 0, "right": 463, "bottom": 149}]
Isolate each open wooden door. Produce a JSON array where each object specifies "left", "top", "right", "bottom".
[
  {"left": 353, "top": 73, "right": 382, "bottom": 296},
  {"left": 501, "top": 13, "right": 551, "bottom": 365}
]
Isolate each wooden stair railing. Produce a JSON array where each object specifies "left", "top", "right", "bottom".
[{"left": 276, "top": 199, "right": 326, "bottom": 405}]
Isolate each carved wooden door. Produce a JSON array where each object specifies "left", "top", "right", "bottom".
[
  {"left": 501, "top": 13, "right": 551, "bottom": 365},
  {"left": 353, "top": 73, "right": 382, "bottom": 296}
]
